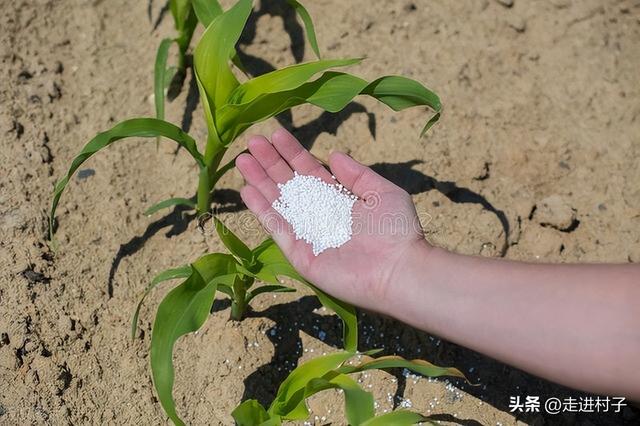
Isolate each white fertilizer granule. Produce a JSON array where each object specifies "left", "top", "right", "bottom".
[{"left": 272, "top": 172, "right": 357, "bottom": 256}]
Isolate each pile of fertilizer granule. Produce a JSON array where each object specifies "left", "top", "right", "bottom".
[{"left": 272, "top": 172, "right": 358, "bottom": 255}]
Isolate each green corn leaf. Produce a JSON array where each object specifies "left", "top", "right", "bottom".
[
  {"left": 303, "top": 72, "right": 369, "bottom": 111},
  {"left": 192, "top": 0, "right": 248, "bottom": 75},
  {"left": 154, "top": 38, "right": 176, "bottom": 129},
  {"left": 234, "top": 263, "right": 270, "bottom": 282},
  {"left": 150, "top": 253, "right": 236, "bottom": 425},
  {"left": 216, "top": 71, "right": 441, "bottom": 143},
  {"left": 268, "top": 351, "right": 353, "bottom": 417},
  {"left": 210, "top": 149, "right": 247, "bottom": 187},
  {"left": 257, "top": 417, "right": 282, "bottom": 426},
  {"left": 312, "top": 373, "right": 374, "bottom": 424},
  {"left": 362, "top": 75, "right": 441, "bottom": 111},
  {"left": 192, "top": 0, "right": 223, "bottom": 26},
  {"left": 213, "top": 216, "right": 252, "bottom": 261},
  {"left": 251, "top": 237, "right": 279, "bottom": 260},
  {"left": 337, "top": 355, "right": 466, "bottom": 381},
  {"left": 194, "top": 72, "right": 218, "bottom": 141},
  {"left": 264, "top": 351, "right": 436, "bottom": 425},
  {"left": 217, "top": 283, "right": 234, "bottom": 298},
  {"left": 285, "top": 0, "right": 321, "bottom": 59},
  {"left": 160, "top": 1, "right": 195, "bottom": 131},
  {"left": 419, "top": 111, "right": 440, "bottom": 136},
  {"left": 153, "top": 38, "right": 175, "bottom": 148},
  {"left": 251, "top": 237, "right": 289, "bottom": 263},
  {"left": 169, "top": 0, "right": 192, "bottom": 31},
  {"left": 310, "top": 286, "right": 358, "bottom": 352},
  {"left": 252, "top": 239, "right": 358, "bottom": 352},
  {"left": 232, "top": 400, "right": 272, "bottom": 426},
  {"left": 282, "top": 373, "right": 374, "bottom": 423},
  {"left": 49, "top": 118, "right": 204, "bottom": 240},
  {"left": 144, "top": 197, "right": 196, "bottom": 216},
  {"left": 245, "top": 284, "right": 295, "bottom": 303},
  {"left": 253, "top": 242, "right": 304, "bottom": 282},
  {"left": 216, "top": 72, "right": 365, "bottom": 141},
  {"left": 151, "top": 276, "right": 216, "bottom": 426},
  {"left": 361, "top": 75, "right": 441, "bottom": 135},
  {"left": 131, "top": 265, "right": 192, "bottom": 340},
  {"left": 194, "top": 0, "right": 253, "bottom": 110},
  {"left": 360, "top": 348, "right": 385, "bottom": 357},
  {"left": 175, "top": 10, "right": 198, "bottom": 67},
  {"left": 360, "top": 410, "right": 430, "bottom": 426},
  {"left": 227, "top": 58, "right": 361, "bottom": 105}
]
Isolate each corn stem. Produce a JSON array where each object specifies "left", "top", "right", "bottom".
[
  {"left": 196, "top": 167, "right": 212, "bottom": 215},
  {"left": 196, "top": 132, "right": 227, "bottom": 215},
  {"left": 230, "top": 277, "right": 248, "bottom": 321}
]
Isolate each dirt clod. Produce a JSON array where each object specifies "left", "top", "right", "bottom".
[
  {"left": 533, "top": 195, "right": 578, "bottom": 232},
  {"left": 495, "top": 0, "right": 514, "bottom": 8},
  {"left": 11, "top": 120, "right": 24, "bottom": 138},
  {"left": 404, "top": 2, "right": 417, "bottom": 12},
  {"left": 508, "top": 15, "right": 527, "bottom": 32},
  {"left": 21, "top": 265, "right": 50, "bottom": 286},
  {"left": 56, "top": 363, "right": 72, "bottom": 396}
]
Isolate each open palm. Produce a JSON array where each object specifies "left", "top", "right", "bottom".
[{"left": 236, "top": 128, "right": 426, "bottom": 311}]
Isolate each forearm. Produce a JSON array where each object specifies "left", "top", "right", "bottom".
[{"left": 386, "top": 240, "right": 640, "bottom": 400}]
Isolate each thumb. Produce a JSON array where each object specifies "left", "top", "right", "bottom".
[{"left": 328, "top": 151, "right": 395, "bottom": 197}]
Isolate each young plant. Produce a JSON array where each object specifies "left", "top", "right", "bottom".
[
  {"left": 132, "top": 221, "right": 358, "bottom": 424},
  {"left": 153, "top": 0, "right": 198, "bottom": 123},
  {"left": 232, "top": 351, "right": 466, "bottom": 426},
  {"left": 154, "top": 0, "right": 320, "bottom": 126},
  {"left": 49, "top": 0, "right": 443, "bottom": 424}
]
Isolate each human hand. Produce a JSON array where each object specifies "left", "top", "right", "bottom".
[{"left": 236, "top": 128, "right": 430, "bottom": 313}]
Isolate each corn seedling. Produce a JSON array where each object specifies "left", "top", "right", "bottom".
[
  {"left": 154, "top": 0, "right": 319, "bottom": 125},
  {"left": 153, "top": 0, "right": 198, "bottom": 122},
  {"left": 232, "top": 351, "right": 466, "bottom": 425},
  {"left": 133, "top": 227, "right": 360, "bottom": 424},
  {"left": 49, "top": 0, "right": 444, "bottom": 424}
]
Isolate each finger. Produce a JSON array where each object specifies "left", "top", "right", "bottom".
[
  {"left": 247, "top": 135, "right": 293, "bottom": 184},
  {"left": 270, "top": 127, "right": 334, "bottom": 182},
  {"left": 328, "top": 151, "right": 394, "bottom": 197},
  {"left": 235, "top": 153, "right": 280, "bottom": 203},
  {"left": 240, "top": 185, "right": 293, "bottom": 252}
]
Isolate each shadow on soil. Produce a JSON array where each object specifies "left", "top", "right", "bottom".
[
  {"left": 179, "top": 65, "right": 200, "bottom": 135},
  {"left": 232, "top": 295, "right": 637, "bottom": 426},
  {"left": 106, "top": 189, "right": 243, "bottom": 297},
  {"left": 239, "top": 0, "right": 306, "bottom": 63},
  {"left": 149, "top": 0, "right": 169, "bottom": 31},
  {"left": 107, "top": 204, "right": 194, "bottom": 298},
  {"left": 370, "top": 160, "right": 510, "bottom": 256}
]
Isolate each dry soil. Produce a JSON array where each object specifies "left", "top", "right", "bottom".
[{"left": 1, "top": 0, "right": 639, "bottom": 425}]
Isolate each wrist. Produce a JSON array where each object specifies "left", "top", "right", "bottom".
[{"left": 381, "top": 238, "right": 443, "bottom": 320}]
